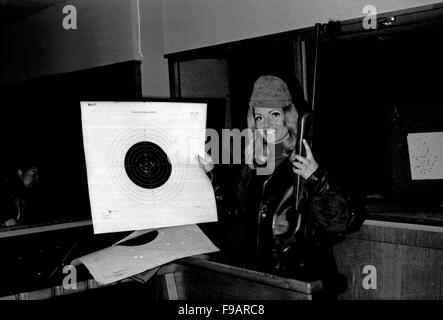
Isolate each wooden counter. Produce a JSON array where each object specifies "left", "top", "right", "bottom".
[
  {"left": 155, "top": 256, "right": 323, "bottom": 300},
  {"left": 333, "top": 219, "right": 443, "bottom": 300},
  {"left": 0, "top": 255, "right": 323, "bottom": 300},
  {"left": 1, "top": 216, "right": 442, "bottom": 300}
]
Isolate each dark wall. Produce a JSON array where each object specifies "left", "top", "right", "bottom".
[
  {"left": 315, "top": 23, "right": 443, "bottom": 208},
  {"left": 0, "top": 61, "right": 142, "bottom": 225}
]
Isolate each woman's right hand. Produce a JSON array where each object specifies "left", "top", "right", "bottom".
[{"left": 197, "top": 153, "right": 214, "bottom": 173}]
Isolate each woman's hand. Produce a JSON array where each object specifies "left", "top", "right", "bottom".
[
  {"left": 197, "top": 153, "right": 214, "bottom": 173},
  {"left": 291, "top": 139, "right": 318, "bottom": 180}
]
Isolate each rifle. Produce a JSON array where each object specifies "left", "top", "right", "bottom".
[
  {"left": 294, "top": 112, "right": 313, "bottom": 242},
  {"left": 269, "top": 23, "right": 322, "bottom": 277},
  {"left": 295, "top": 22, "right": 321, "bottom": 246}
]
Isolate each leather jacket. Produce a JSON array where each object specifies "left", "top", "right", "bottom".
[{"left": 227, "top": 157, "right": 365, "bottom": 277}]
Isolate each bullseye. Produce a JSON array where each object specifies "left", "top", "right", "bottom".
[{"left": 124, "top": 141, "right": 172, "bottom": 189}]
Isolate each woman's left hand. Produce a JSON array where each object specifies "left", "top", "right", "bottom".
[{"left": 291, "top": 139, "right": 318, "bottom": 180}]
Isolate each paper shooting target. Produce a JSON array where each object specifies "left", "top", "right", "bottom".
[
  {"left": 80, "top": 101, "right": 217, "bottom": 234},
  {"left": 109, "top": 125, "right": 185, "bottom": 205}
]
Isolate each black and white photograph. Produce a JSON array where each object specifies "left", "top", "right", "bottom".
[{"left": 0, "top": 0, "right": 442, "bottom": 310}]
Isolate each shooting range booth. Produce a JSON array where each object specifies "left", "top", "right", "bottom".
[{"left": 0, "top": 2, "right": 442, "bottom": 300}]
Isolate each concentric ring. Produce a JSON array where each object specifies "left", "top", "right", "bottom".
[
  {"left": 109, "top": 125, "right": 186, "bottom": 205},
  {"left": 124, "top": 141, "right": 172, "bottom": 189}
]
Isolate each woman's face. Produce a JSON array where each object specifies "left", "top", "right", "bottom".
[{"left": 253, "top": 107, "right": 288, "bottom": 143}]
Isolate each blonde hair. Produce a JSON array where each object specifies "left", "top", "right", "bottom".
[{"left": 245, "top": 103, "right": 299, "bottom": 168}]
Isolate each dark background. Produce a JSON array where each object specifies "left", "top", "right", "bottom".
[
  {"left": 0, "top": 61, "right": 142, "bottom": 224},
  {"left": 315, "top": 21, "right": 443, "bottom": 209}
]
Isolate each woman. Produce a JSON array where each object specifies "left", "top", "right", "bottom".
[{"left": 201, "top": 75, "right": 365, "bottom": 296}]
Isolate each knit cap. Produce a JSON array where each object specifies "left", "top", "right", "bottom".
[{"left": 249, "top": 75, "right": 292, "bottom": 108}]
